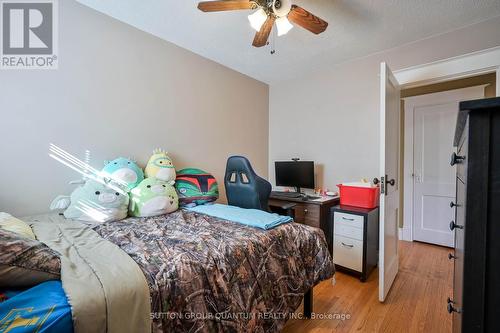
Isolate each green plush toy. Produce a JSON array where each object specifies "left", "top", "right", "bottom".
[
  {"left": 129, "top": 177, "right": 178, "bottom": 217},
  {"left": 101, "top": 157, "right": 144, "bottom": 191},
  {"left": 144, "top": 149, "right": 176, "bottom": 184},
  {"left": 51, "top": 179, "right": 129, "bottom": 223}
]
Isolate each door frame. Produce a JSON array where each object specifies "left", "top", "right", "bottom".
[
  {"left": 400, "top": 86, "right": 486, "bottom": 242},
  {"left": 394, "top": 45, "right": 500, "bottom": 96}
]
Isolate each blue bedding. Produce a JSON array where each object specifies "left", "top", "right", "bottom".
[
  {"left": 188, "top": 204, "right": 292, "bottom": 230},
  {"left": 0, "top": 281, "right": 73, "bottom": 333}
]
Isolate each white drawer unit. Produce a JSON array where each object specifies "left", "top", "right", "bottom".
[{"left": 331, "top": 206, "right": 379, "bottom": 282}]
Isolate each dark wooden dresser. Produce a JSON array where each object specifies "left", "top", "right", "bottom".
[{"left": 449, "top": 97, "right": 500, "bottom": 332}]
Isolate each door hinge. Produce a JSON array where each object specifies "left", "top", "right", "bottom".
[{"left": 380, "top": 176, "right": 385, "bottom": 195}]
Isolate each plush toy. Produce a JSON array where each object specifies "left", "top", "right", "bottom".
[
  {"left": 144, "top": 149, "right": 176, "bottom": 184},
  {"left": 129, "top": 178, "right": 178, "bottom": 217},
  {"left": 51, "top": 179, "right": 129, "bottom": 223},
  {"left": 101, "top": 157, "right": 144, "bottom": 191},
  {"left": 175, "top": 168, "right": 219, "bottom": 207}
]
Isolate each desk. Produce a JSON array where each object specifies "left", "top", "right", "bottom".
[{"left": 269, "top": 194, "right": 339, "bottom": 254}]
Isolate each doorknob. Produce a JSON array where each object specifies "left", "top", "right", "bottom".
[
  {"left": 384, "top": 175, "right": 395, "bottom": 194},
  {"left": 448, "top": 253, "right": 456, "bottom": 260},
  {"left": 450, "top": 201, "right": 460, "bottom": 208},
  {"left": 373, "top": 178, "right": 380, "bottom": 185}
]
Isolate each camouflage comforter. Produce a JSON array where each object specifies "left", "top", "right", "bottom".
[{"left": 93, "top": 209, "right": 334, "bottom": 333}]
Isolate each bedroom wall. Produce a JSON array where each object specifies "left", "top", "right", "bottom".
[
  {"left": 269, "top": 16, "right": 500, "bottom": 193},
  {"left": 0, "top": 0, "right": 269, "bottom": 216}
]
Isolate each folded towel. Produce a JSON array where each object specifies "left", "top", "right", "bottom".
[{"left": 188, "top": 204, "right": 292, "bottom": 230}]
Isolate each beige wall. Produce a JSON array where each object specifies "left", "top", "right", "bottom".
[
  {"left": 0, "top": 0, "right": 269, "bottom": 216},
  {"left": 269, "top": 16, "right": 500, "bottom": 193}
]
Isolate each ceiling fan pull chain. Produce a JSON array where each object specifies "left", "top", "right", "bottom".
[{"left": 270, "top": 26, "right": 276, "bottom": 55}]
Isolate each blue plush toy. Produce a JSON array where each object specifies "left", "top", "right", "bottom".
[{"left": 101, "top": 157, "right": 144, "bottom": 191}]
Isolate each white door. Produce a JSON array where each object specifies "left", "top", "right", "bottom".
[
  {"left": 407, "top": 87, "right": 485, "bottom": 247},
  {"left": 379, "top": 63, "right": 400, "bottom": 302}
]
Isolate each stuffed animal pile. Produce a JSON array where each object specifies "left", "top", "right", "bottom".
[{"left": 52, "top": 149, "right": 220, "bottom": 223}]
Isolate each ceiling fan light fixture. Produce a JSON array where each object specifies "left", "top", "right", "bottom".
[
  {"left": 248, "top": 8, "right": 268, "bottom": 32},
  {"left": 276, "top": 16, "right": 293, "bottom": 36}
]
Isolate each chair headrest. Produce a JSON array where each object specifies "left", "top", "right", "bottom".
[{"left": 225, "top": 156, "right": 258, "bottom": 179}]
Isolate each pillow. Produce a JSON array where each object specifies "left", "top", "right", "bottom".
[
  {"left": 129, "top": 177, "right": 178, "bottom": 217},
  {"left": 175, "top": 168, "right": 219, "bottom": 207},
  {"left": 102, "top": 157, "right": 144, "bottom": 191},
  {"left": 0, "top": 212, "right": 36, "bottom": 239},
  {"left": 0, "top": 228, "right": 61, "bottom": 287},
  {"left": 144, "top": 149, "right": 176, "bottom": 184},
  {"left": 51, "top": 179, "right": 129, "bottom": 223}
]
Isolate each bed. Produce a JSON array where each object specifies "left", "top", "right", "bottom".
[{"left": 24, "top": 208, "right": 334, "bottom": 332}]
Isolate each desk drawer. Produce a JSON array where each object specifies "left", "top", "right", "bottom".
[
  {"left": 333, "top": 235, "right": 363, "bottom": 272},
  {"left": 335, "top": 223, "right": 363, "bottom": 240},
  {"left": 294, "top": 203, "right": 320, "bottom": 228},
  {"left": 334, "top": 212, "right": 363, "bottom": 229}
]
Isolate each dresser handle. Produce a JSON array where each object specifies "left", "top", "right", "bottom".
[
  {"left": 450, "top": 152, "right": 465, "bottom": 166},
  {"left": 447, "top": 303, "right": 461, "bottom": 314},
  {"left": 341, "top": 242, "right": 354, "bottom": 248},
  {"left": 449, "top": 221, "right": 464, "bottom": 231},
  {"left": 342, "top": 217, "right": 354, "bottom": 221},
  {"left": 448, "top": 253, "right": 456, "bottom": 260},
  {"left": 450, "top": 201, "right": 460, "bottom": 208}
]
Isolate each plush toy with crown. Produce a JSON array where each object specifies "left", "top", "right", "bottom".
[{"left": 144, "top": 149, "right": 176, "bottom": 184}]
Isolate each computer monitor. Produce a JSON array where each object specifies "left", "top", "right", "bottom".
[{"left": 275, "top": 161, "right": 315, "bottom": 193}]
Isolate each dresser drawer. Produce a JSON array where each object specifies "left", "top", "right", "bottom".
[
  {"left": 334, "top": 223, "right": 363, "bottom": 240},
  {"left": 334, "top": 212, "right": 364, "bottom": 229},
  {"left": 333, "top": 235, "right": 363, "bottom": 272}
]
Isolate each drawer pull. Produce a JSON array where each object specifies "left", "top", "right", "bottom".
[
  {"left": 342, "top": 217, "right": 355, "bottom": 221},
  {"left": 449, "top": 221, "right": 464, "bottom": 231},
  {"left": 341, "top": 242, "right": 354, "bottom": 248},
  {"left": 450, "top": 152, "right": 465, "bottom": 166},
  {"left": 447, "top": 303, "right": 461, "bottom": 314},
  {"left": 448, "top": 253, "right": 456, "bottom": 260}
]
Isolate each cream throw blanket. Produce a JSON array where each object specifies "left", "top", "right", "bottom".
[{"left": 28, "top": 214, "right": 151, "bottom": 333}]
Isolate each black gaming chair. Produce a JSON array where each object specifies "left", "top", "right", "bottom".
[{"left": 224, "top": 156, "right": 272, "bottom": 211}]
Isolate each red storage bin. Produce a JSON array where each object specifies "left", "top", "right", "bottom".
[{"left": 337, "top": 184, "right": 380, "bottom": 209}]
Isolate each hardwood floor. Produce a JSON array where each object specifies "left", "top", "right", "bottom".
[{"left": 283, "top": 241, "right": 453, "bottom": 333}]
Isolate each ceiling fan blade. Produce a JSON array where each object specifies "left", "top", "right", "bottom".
[
  {"left": 288, "top": 5, "right": 328, "bottom": 34},
  {"left": 252, "top": 16, "right": 275, "bottom": 47},
  {"left": 198, "top": 0, "right": 256, "bottom": 12}
]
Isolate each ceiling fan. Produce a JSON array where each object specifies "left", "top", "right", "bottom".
[{"left": 197, "top": 0, "right": 328, "bottom": 47}]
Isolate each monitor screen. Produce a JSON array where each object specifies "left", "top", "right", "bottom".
[{"left": 275, "top": 161, "right": 315, "bottom": 189}]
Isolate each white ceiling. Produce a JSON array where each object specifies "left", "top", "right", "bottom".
[{"left": 76, "top": 0, "right": 500, "bottom": 84}]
